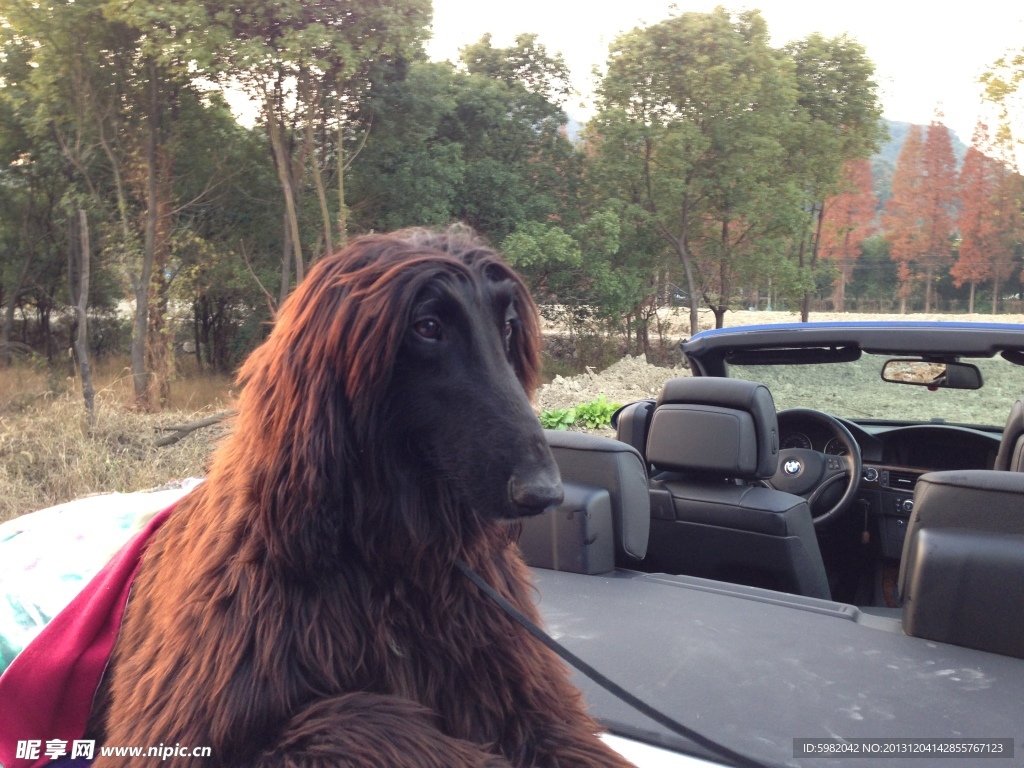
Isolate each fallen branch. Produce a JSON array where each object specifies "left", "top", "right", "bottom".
[{"left": 154, "top": 410, "right": 236, "bottom": 448}]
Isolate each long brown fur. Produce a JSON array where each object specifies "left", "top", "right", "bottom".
[{"left": 90, "top": 229, "right": 634, "bottom": 768}]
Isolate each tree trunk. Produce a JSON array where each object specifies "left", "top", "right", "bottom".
[
  {"left": 992, "top": 274, "right": 1000, "bottom": 315},
  {"left": 337, "top": 114, "right": 348, "bottom": 249},
  {"left": 266, "top": 90, "right": 305, "bottom": 285},
  {"left": 678, "top": 240, "right": 700, "bottom": 337},
  {"left": 279, "top": 210, "right": 292, "bottom": 304},
  {"left": 924, "top": 264, "right": 934, "bottom": 313},
  {"left": 1, "top": 255, "right": 31, "bottom": 367},
  {"left": 801, "top": 202, "right": 826, "bottom": 323},
  {"left": 146, "top": 147, "right": 174, "bottom": 409},
  {"left": 968, "top": 281, "right": 976, "bottom": 314},
  {"left": 132, "top": 62, "right": 159, "bottom": 410},
  {"left": 834, "top": 264, "right": 848, "bottom": 312},
  {"left": 74, "top": 209, "right": 95, "bottom": 417},
  {"left": 796, "top": 227, "right": 808, "bottom": 321},
  {"left": 307, "top": 104, "right": 333, "bottom": 260},
  {"left": 40, "top": 302, "right": 54, "bottom": 362},
  {"left": 192, "top": 299, "right": 205, "bottom": 371},
  {"left": 711, "top": 306, "right": 727, "bottom": 329},
  {"left": 715, "top": 219, "right": 731, "bottom": 329},
  {"left": 669, "top": 202, "right": 700, "bottom": 336}
]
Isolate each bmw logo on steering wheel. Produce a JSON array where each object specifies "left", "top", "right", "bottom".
[{"left": 784, "top": 459, "right": 802, "bottom": 476}]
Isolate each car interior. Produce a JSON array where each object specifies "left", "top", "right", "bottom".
[{"left": 519, "top": 376, "right": 1024, "bottom": 661}]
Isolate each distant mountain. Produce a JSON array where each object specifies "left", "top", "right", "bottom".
[
  {"left": 872, "top": 119, "right": 968, "bottom": 206},
  {"left": 876, "top": 119, "right": 968, "bottom": 166}
]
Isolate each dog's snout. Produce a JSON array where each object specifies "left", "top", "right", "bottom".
[{"left": 509, "top": 465, "right": 563, "bottom": 515}]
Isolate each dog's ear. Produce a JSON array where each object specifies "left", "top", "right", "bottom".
[
  {"left": 228, "top": 242, "right": 409, "bottom": 577},
  {"left": 507, "top": 280, "right": 542, "bottom": 398},
  {"left": 465, "top": 256, "right": 543, "bottom": 399}
]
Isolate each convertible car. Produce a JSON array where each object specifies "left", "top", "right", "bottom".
[
  {"left": 1, "top": 321, "right": 1021, "bottom": 767},
  {"left": 522, "top": 321, "right": 1024, "bottom": 767}
]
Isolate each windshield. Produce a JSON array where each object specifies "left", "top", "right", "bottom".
[{"left": 726, "top": 352, "right": 1022, "bottom": 428}]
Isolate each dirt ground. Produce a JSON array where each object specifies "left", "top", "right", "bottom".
[{"left": 535, "top": 310, "right": 1024, "bottom": 429}]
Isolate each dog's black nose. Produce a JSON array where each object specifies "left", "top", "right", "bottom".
[{"left": 509, "top": 469, "right": 563, "bottom": 515}]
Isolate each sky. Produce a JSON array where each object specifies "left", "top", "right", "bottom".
[{"left": 426, "top": 0, "right": 1024, "bottom": 146}]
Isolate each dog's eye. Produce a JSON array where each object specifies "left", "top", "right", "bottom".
[
  {"left": 413, "top": 318, "right": 442, "bottom": 340},
  {"left": 503, "top": 320, "right": 519, "bottom": 356}
]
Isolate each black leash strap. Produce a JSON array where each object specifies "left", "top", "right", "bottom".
[{"left": 455, "top": 560, "right": 772, "bottom": 768}]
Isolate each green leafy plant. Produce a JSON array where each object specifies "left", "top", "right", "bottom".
[
  {"left": 539, "top": 396, "right": 621, "bottom": 431},
  {"left": 539, "top": 407, "right": 577, "bottom": 430},
  {"left": 573, "top": 396, "right": 620, "bottom": 429}
]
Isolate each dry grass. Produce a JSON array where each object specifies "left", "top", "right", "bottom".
[
  {"left": 0, "top": 358, "right": 235, "bottom": 524},
  {"left": 86, "top": 355, "right": 236, "bottom": 412}
]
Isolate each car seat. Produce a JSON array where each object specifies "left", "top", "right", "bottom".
[
  {"left": 518, "top": 430, "right": 650, "bottom": 574},
  {"left": 634, "top": 377, "right": 831, "bottom": 600},
  {"left": 899, "top": 470, "right": 1024, "bottom": 658},
  {"left": 994, "top": 398, "right": 1024, "bottom": 471}
]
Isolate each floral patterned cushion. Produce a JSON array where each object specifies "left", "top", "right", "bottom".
[{"left": 0, "top": 479, "right": 202, "bottom": 675}]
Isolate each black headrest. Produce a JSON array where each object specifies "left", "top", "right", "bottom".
[
  {"left": 613, "top": 399, "right": 655, "bottom": 460},
  {"left": 899, "top": 470, "right": 1024, "bottom": 658},
  {"left": 904, "top": 470, "right": 1024, "bottom": 539},
  {"left": 543, "top": 430, "right": 650, "bottom": 560},
  {"left": 647, "top": 377, "right": 779, "bottom": 479},
  {"left": 899, "top": 468, "right": 1024, "bottom": 602},
  {"left": 995, "top": 398, "right": 1024, "bottom": 472}
]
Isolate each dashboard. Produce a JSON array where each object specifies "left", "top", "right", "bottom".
[
  {"left": 778, "top": 410, "right": 1000, "bottom": 471},
  {"left": 778, "top": 419, "right": 851, "bottom": 457},
  {"left": 777, "top": 409, "right": 1002, "bottom": 560}
]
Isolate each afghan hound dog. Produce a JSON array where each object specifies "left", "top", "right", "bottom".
[{"left": 89, "top": 229, "right": 634, "bottom": 768}]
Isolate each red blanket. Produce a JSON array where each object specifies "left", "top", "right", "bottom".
[{"left": 0, "top": 505, "right": 175, "bottom": 768}]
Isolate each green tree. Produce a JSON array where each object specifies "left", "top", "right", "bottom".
[
  {"left": 593, "top": 8, "right": 805, "bottom": 334},
  {"left": 349, "top": 36, "right": 579, "bottom": 246},
  {"left": 347, "top": 62, "right": 466, "bottom": 232},
  {"left": 981, "top": 48, "right": 1024, "bottom": 159},
  {"left": 981, "top": 48, "right": 1024, "bottom": 311},
  {"left": 1, "top": 0, "right": 207, "bottom": 407},
  {"left": 784, "top": 33, "right": 885, "bottom": 320},
  {"left": 154, "top": 0, "right": 429, "bottom": 285},
  {"left": 848, "top": 235, "right": 898, "bottom": 309},
  {"left": 0, "top": 100, "right": 72, "bottom": 365},
  {"left": 453, "top": 34, "right": 576, "bottom": 243}
]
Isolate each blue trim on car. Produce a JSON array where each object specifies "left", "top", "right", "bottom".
[{"left": 691, "top": 321, "right": 1024, "bottom": 340}]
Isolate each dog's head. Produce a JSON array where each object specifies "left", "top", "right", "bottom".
[{"left": 233, "top": 228, "right": 562, "bottom": 572}]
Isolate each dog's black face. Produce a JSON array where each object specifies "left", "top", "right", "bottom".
[{"left": 389, "top": 270, "right": 563, "bottom": 522}]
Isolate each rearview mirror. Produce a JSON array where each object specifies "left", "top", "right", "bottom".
[{"left": 881, "top": 359, "right": 983, "bottom": 390}]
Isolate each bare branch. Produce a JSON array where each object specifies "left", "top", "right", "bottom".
[
  {"left": 240, "top": 239, "right": 278, "bottom": 317},
  {"left": 343, "top": 112, "right": 373, "bottom": 171},
  {"left": 154, "top": 411, "right": 236, "bottom": 448}
]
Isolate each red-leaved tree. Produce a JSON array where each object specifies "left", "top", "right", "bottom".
[
  {"left": 820, "top": 158, "right": 877, "bottom": 311},
  {"left": 952, "top": 123, "right": 996, "bottom": 313},
  {"left": 883, "top": 125, "right": 926, "bottom": 312},
  {"left": 918, "top": 115, "right": 959, "bottom": 312}
]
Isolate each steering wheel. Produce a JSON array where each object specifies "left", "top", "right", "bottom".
[{"left": 766, "top": 408, "right": 862, "bottom": 528}]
